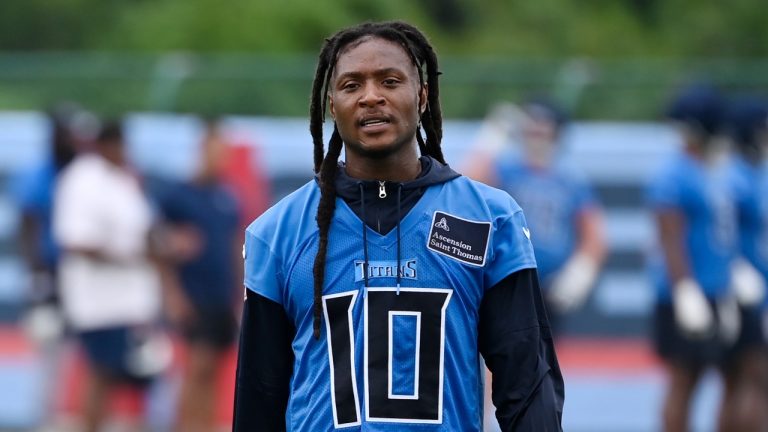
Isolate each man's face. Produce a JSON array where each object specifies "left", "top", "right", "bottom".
[
  {"left": 329, "top": 36, "right": 426, "bottom": 160},
  {"left": 520, "top": 114, "right": 558, "bottom": 167},
  {"left": 99, "top": 139, "right": 126, "bottom": 166},
  {"left": 199, "top": 129, "right": 230, "bottom": 178}
]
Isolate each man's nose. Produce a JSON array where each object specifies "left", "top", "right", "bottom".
[{"left": 359, "top": 83, "right": 385, "bottom": 107}]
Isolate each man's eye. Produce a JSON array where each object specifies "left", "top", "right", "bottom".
[
  {"left": 383, "top": 79, "right": 399, "bottom": 86},
  {"left": 343, "top": 82, "right": 360, "bottom": 91}
]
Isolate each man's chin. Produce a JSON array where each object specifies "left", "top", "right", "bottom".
[{"left": 347, "top": 141, "right": 404, "bottom": 160}]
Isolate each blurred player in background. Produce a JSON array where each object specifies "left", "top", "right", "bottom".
[
  {"left": 725, "top": 96, "right": 768, "bottom": 429},
  {"left": 152, "top": 119, "right": 242, "bottom": 432},
  {"left": 53, "top": 121, "right": 169, "bottom": 432},
  {"left": 12, "top": 103, "right": 96, "bottom": 341},
  {"left": 647, "top": 84, "right": 751, "bottom": 432},
  {"left": 465, "top": 99, "right": 606, "bottom": 332},
  {"left": 234, "top": 21, "right": 563, "bottom": 431},
  {"left": 10, "top": 102, "right": 97, "bottom": 428}
]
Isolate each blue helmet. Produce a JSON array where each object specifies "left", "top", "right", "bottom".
[
  {"left": 523, "top": 98, "right": 568, "bottom": 134},
  {"left": 726, "top": 96, "right": 768, "bottom": 150},
  {"left": 665, "top": 84, "right": 725, "bottom": 136}
]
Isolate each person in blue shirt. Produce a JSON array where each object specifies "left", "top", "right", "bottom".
[
  {"left": 647, "top": 84, "right": 747, "bottom": 432},
  {"left": 151, "top": 119, "right": 242, "bottom": 431},
  {"left": 465, "top": 100, "right": 605, "bottom": 332},
  {"left": 233, "top": 21, "right": 563, "bottom": 431},
  {"left": 11, "top": 104, "right": 95, "bottom": 331},
  {"left": 723, "top": 96, "right": 768, "bottom": 430}
]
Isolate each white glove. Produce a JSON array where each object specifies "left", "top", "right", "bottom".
[
  {"left": 127, "top": 330, "right": 173, "bottom": 378},
  {"left": 21, "top": 304, "right": 64, "bottom": 345},
  {"left": 672, "top": 278, "right": 714, "bottom": 337},
  {"left": 472, "top": 102, "right": 524, "bottom": 155},
  {"left": 730, "top": 258, "right": 766, "bottom": 306},
  {"left": 548, "top": 254, "right": 599, "bottom": 312}
]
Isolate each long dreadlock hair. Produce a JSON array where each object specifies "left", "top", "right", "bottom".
[{"left": 309, "top": 21, "right": 445, "bottom": 339}]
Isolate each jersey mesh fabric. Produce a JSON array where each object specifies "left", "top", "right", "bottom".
[{"left": 245, "top": 177, "right": 536, "bottom": 431}]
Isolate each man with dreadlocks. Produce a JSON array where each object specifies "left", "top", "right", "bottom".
[{"left": 233, "top": 21, "right": 564, "bottom": 431}]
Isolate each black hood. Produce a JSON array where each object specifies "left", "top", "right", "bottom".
[
  {"left": 330, "top": 155, "right": 460, "bottom": 235},
  {"left": 334, "top": 155, "right": 460, "bottom": 200}
]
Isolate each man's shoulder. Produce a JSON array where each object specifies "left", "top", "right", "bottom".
[
  {"left": 443, "top": 176, "right": 522, "bottom": 216},
  {"left": 60, "top": 154, "right": 112, "bottom": 184},
  {"left": 56, "top": 155, "right": 108, "bottom": 197},
  {"left": 646, "top": 153, "right": 694, "bottom": 194},
  {"left": 246, "top": 180, "right": 320, "bottom": 241}
]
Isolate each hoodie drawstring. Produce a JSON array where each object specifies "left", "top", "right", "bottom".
[
  {"left": 396, "top": 184, "right": 402, "bottom": 295},
  {"left": 360, "top": 181, "right": 404, "bottom": 295},
  {"left": 359, "top": 183, "right": 370, "bottom": 297}
]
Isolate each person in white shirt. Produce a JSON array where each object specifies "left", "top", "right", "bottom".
[{"left": 53, "top": 121, "right": 168, "bottom": 432}]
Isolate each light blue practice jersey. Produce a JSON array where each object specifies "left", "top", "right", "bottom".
[
  {"left": 494, "top": 158, "right": 596, "bottom": 282},
  {"left": 244, "top": 176, "right": 536, "bottom": 431},
  {"left": 733, "top": 157, "right": 768, "bottom": 281},
  {"left": 10, "top": 158, "right": 59, "bottom": 267},
  {"left": 647, "top": 153, "right": 741, "bottom": 301}
]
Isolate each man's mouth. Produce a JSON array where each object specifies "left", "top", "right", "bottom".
[{"left": 359, "top": 116, "right": 391, "bottom": 127}]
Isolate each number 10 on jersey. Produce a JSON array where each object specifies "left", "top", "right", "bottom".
[{"left": 322, "top": 288, "right": 453, "bottom": 427}]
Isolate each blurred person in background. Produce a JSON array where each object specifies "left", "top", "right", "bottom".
[
  {"left": 53, "top": 121, "right": 169, "bottom": 432},
  {"left": 152, "top": 119, "right": 242, "bottom": 432},
  {"left": 647, "top": 84, "right": 748, "bottom": 432},
  {"left": 12, "top": 102, "right": 97, "bottom": 342},
  {"left": 464, "top": 99, "right": 606, "bottom": 333},
  {"left": 10, "top": 102, "right": 97, "bottom": 428},
  {"left": 234, "top": 21, "right": 563, "bottom": 431},
  {"left": 725, "top": 96, "right": 768, "bottom": 429}
]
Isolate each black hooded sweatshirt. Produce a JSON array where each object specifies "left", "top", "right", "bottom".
[{"left": 233, "top": 156, "right": 564, "bottom": 431}]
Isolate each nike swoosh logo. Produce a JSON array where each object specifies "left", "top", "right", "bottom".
[{"left": 522, "top": 227, "right": 531, "bottom": 239}]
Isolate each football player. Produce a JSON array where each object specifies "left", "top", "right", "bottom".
[
  {"left": 465, "top": 99, "right": 605, "bottom": 332},
  {"left": 233, "top": 21, "right": 564, "bottom": 431},
  {"left": 647, "top": 84, "right": 743, "bottom": 432},
  {"left": 723, "top": 96, "right": 768, "bottom": 430}
]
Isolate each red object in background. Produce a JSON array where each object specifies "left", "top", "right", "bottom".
[
  {"left": 556, "top": 337, "right": 661, "bottom": 374},
  {"left": 54, "top": 338, "right": 237, "bottom": 428},
  {"left": 221, "top": 141, "right": 271, "bottom": 230},
  {"left": 55, "top": 346, "right": 145, "bottom": 423}
]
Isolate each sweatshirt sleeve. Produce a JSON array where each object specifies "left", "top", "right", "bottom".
[
  {"left": 233, "top": 291, "right": 295, "bottom": 431},
  {"left": 479, "top": 268, "right": 564, "bottom": 431}
]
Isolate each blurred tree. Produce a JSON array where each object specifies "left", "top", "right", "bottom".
[
  {"left": 0, "top": 0, "right": 116, "bottom": 50},
  {"left": 1, "top": 0, "right": 767, "bottom": 58},
  {"left": 1, "top": 0, "right": 768, "bottom": 119}
]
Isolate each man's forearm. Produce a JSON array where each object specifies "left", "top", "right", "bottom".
[{"left": 233, "top": 292, "right": 295, "bottom": 431}]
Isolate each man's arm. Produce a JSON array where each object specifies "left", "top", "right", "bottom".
[
  {"left": 233, "top": 291, "right": 295, "bottom": 431},
  {"left": 548, "top": 207, "right": 605, "bottom": 312},
  {"left": 479, "top": 268, "right": 564, "bottom": 431}
]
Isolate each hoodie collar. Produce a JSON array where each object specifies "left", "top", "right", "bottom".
[
  {"left": 333, "top": 155, "right": 460, "bottom": 200},
  {"left": 320, "top": 156, "right": 459, "bottom": 295}
]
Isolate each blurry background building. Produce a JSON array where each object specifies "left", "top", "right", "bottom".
[{"left": 1, "top": 1, "right": 767, "bottom": 431}]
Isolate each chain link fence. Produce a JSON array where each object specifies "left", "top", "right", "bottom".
[{"left": 1, "top": 53, "right": 768, "bottom": 118}]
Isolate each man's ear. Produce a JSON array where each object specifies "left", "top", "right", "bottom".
[
  {"left": 419, "top": 83, "right": 428, "bottom": 115},
  {"left": 329, "top": 94, "right": 336, "bottom": 120}
]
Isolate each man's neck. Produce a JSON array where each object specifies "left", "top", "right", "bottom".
[
  {"left": 193, "top": 168, "right": 219, "bottom": 185},
  {"left": 343, "top": 149, "right": 422, "bottom": 182}
]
